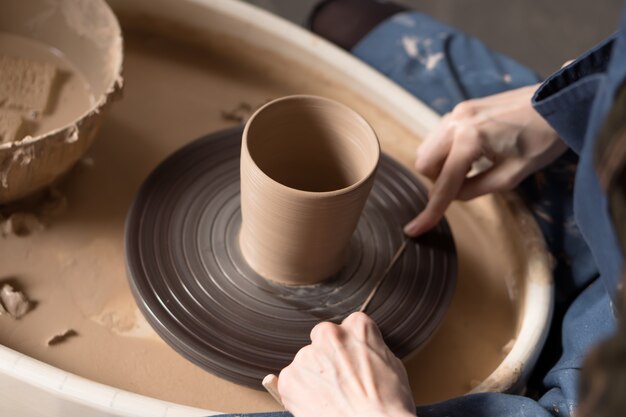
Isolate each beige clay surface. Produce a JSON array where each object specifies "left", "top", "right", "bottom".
[{"left": 0, "top": 21, "right": 522, "bottom": 413}]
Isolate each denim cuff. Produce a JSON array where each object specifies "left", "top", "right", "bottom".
[{"left": 532, "top": 36, "right": 616, "bottom": 152}]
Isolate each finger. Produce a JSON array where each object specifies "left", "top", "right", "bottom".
[
  {"left": 341, "top": 311, "right": 376, "bottom": 330},
  {"left": 341, "top": 312, "right": 385, "bottom": 349},
  {"left": 278, "top": 364, "right": 312, "bottom": 412},
  {"left": 340, "top": 315, "right": 405, "bottom": 399},
  {"left": 310, "top": 321, "right": 343, "bottom": 344},
  {"left": 457, "top": 159, "right": 527, "bottom": 201},
  {"left": 404, "top": 125, "right": 482, "bottom": 237},
  {"left": 414, "top": 115, "right": 455, "bottom": 180},
  {"left": 306, "top": 323, "right": 365, "bottom": 393}
]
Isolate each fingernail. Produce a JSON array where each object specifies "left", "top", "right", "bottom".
[{"left": 403, "top": 220, "right": 420, "bottom": 236}]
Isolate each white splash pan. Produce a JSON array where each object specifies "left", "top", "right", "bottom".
[{"left": 0, "top": 0, "right": 553, "bottom": 415}]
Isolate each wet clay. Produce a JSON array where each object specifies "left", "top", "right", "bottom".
[
  {"left": 0, "top": 283, "right": 31, "bottom": 319},
  {"left": 240, "top": 96, "right": 380, "bottom": 284},
  {"left": 0, "top": 33, "right": 95, "bottom": 141},
  {"left": 0, "top": 21, "right": 519, "bottom": 412}
]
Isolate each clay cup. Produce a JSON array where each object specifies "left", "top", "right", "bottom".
[{"left": 240, "top": 95, "right": 380, "bottom": 285}]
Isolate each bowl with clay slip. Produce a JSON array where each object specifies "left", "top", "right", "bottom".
[
  {"left": 0, "top": 0, "right": 553, "bottom": 416},
  {"left": 0, "top": 0, "right": 123, "bottom": 204}
]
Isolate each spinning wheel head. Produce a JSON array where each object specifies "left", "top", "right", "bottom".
[{"left": 125, "top": 127, "right": 456, "bottom": 388}]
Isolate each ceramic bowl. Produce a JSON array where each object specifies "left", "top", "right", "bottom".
[{"left": 0, "top": 0, "right": 123, "bottom": 203}]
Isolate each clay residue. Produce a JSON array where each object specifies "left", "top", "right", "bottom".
[
  {"left": 0, "top": 283, "right": 32, "bottom": 319},
  {"left": 0, "top": 186, "right": 67, "bottom": 236},
  {"left": 220, "top": 100, "right": 274, "bottom": 124},
  {"left": 401, "top": 35, "right": 444, "bottom": 71},
  {"left": 221, "top": 102, "right": 254, "bottom": 124},
  {"left": 1, "top": 212, "right": 43, "bottom": 237},
  {"left": 47, "top": 329, "right": 78, "bottom": 346}
]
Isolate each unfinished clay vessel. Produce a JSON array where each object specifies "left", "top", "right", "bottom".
[{"left": 240, "top": 95, "right": 380, "bottom": 285}]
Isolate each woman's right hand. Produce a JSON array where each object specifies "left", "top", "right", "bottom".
[
  {"left": 404, "top": 84, "right": 567, "bottom": 237},
  {"left": 277, "top": 312, "right": 415, "bottom": 417}
]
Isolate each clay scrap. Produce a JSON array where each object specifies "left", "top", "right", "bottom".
[
  {"left": 220, "top": 101, "right": 270, "bottom": 124},
  {"left": 0, "top": 283, "right": 31, "bottom": 319},
  {"left": 47, "top": 329, "right": 78, "bottom": 346},
  {"left": 0, "top": 186, "right": 68, "bottom": 237},
  {"left": 0, "top": 212, "right": 43, "bottom": 237},
  {"left": 221, "top": 102, "right": 253, "bottom": 124}
]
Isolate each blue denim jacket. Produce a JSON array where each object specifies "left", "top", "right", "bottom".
[{"left": 533, "top": 34, "right": 624, "bottom": 307}]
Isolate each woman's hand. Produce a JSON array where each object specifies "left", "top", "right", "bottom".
[
  {"left": 277, "top": 312, "right": 415, "bottom": 417},
  {"left": 404, "top": 84, "right": 567, "bottom": 237}
]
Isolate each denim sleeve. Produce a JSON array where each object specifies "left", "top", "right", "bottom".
[
  {"left": 531, "top": 30, "right": 624, "bottom": 304},
  {"left": 351, "top": 12, "right": 540, "bottom": 115}
]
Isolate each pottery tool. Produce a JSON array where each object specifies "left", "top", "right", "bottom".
[
  {"left": 125, "top": 127, "right": 457, "bottom": 389},
  {"left": 262, "top": 374, "right": 284, "bottom": 407},
  {"left": 359, "top": 238, "right": 409, "bottom": 313}
]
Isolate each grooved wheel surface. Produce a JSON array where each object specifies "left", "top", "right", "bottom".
[{"left": 125, "top": 127, "right": 457, "bottom": 388}]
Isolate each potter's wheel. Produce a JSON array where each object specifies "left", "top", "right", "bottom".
[{"left": 125, "top": 127, "right": 456, "bottom": 388}]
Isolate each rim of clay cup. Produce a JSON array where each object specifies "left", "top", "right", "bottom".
[{"left": 242, "top": 94, "right": 381, "bottom": 198}]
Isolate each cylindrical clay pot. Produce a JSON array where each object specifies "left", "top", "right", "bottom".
[{"left": 240, "top": 95, "right": 380, "bottom": 285}]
